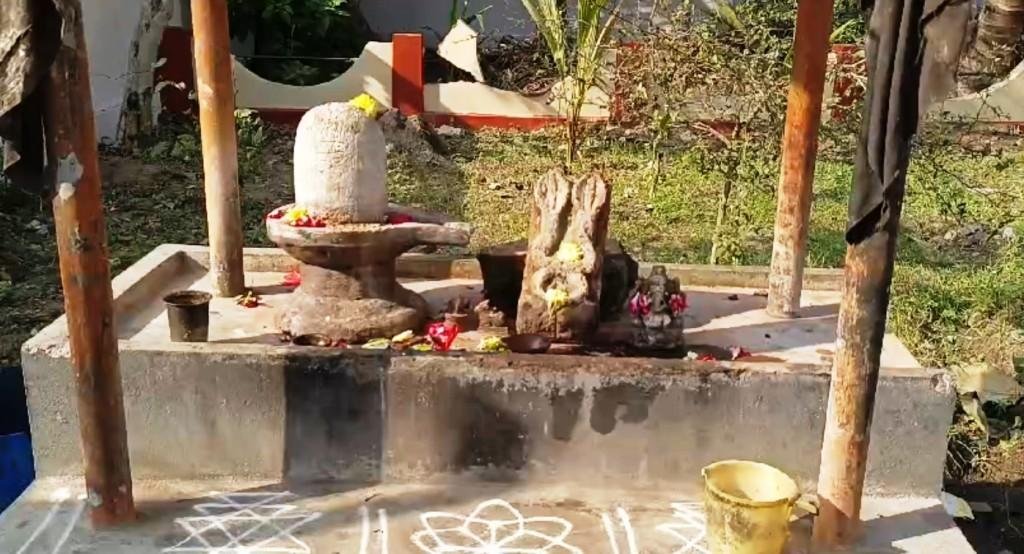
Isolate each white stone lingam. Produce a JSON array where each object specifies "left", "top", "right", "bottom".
[
  {"left": 293, "top": 103, "right": 387, "bottom": 223},
  {"left": 266, "top": 101, "right": 471, "bottom": 342}
]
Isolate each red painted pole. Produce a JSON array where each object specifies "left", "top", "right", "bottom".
[
  {"left": 191, "top": 0, "right": 246, "bottom": 297},
  {"left": 766, "top": 0, "right": 835, "bottom": 318},
  {"left": 43, "top": 0, "right": 135, "bottom": 526},
  {"left": 392, "top": 33, "right": 425, "bottom": 116}
]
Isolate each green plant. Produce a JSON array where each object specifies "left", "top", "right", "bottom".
[
  {"left": 227, "top": 0, "right": 366, "bottom": 85},
  {"left": 449, "top": 0, "right": 492, "bottom": 31},
  {"left": 236, "top": 109, "right": 269, "bottom": 182},
  {"left": 830, "top": 0, "right": 866, "bottom": 44},
  {"left": 521, "top": 0, "right": 622, "bottom": 166},
  {"left": 228, "top": 0, "right": 351, "bottom": 48},
  {"left": 621, "top": 1, "right": 792, "bottom": 263}
]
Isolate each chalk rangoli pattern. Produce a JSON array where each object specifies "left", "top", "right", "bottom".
[
  {"left": 14, "top": 488, "right": 85, "bottom": 554},
  {"left": 163, "top": 492, "right": 321, "bottom": 553},
  {"left": 410, "top": 498, "right": 583, "bottom": 553},
  {"left": 656, "top": 503, "right": 709, "bottom": 554},
  {"left": 359, "top": 505, "right": 390, "bottom": 554},
  {"left": 602, "top": 507, "right": 640, "bottom": 554}
]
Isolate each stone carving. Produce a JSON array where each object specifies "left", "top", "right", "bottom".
[
  {"left": 477, "top": 238, "right": 638, "bottom": 322},
  {"left": 516, "top": 169, "right": 611, "bottom": 342},
  {"left": 293, "top": 103, "right": 387, "bottom": 224},
  {"left": 627, "top": 265, "right": 686, "bottom": 349}
]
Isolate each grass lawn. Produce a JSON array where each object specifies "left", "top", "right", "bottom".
[{"left": 1, "top": 117, "right": 1022, "bottom": 488}]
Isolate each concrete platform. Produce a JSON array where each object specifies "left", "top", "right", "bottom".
[
  {"left": 1, "top": 477, "right": 974, "bottom": 553},
  {"left": 117, "top": 250, "right": 918, "bottom": 368},
  {"left": 14, "top": 244, "right": 963, "bottom": 549}
]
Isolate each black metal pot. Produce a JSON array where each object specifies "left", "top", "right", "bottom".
[{"left": 163, "top": 290, "right": 212, "bottom": 342}]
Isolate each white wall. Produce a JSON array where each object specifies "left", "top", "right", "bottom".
[
  {"left": 82, "top": 0, "right": 144, "bottom": 143},
  {"left": 80, "top": 0, "right": 188, "bottom": 143}
]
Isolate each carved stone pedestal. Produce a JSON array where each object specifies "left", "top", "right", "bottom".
[{"left": 268, "top": 215, "right": 470, "bottom": 341}]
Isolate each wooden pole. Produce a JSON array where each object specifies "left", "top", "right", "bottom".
[
  {"left": 43, "top": 0, "right": 135, "bottom": 526},
  {"left": 766, "top": 0, "right": 835, "bottom": 318},
  {"left": 191, "top": 0, "right": 246, "bottom": 296}
]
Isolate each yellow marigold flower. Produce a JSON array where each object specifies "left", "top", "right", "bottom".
[
  {"left": 363, "top": 337, "right": 391, "bottom": 350},
  {"left": 282, "top": 206, "right": 308, "bottom": 225},
  {"left": 544, "top": 287, "right": 570, "bottom": 312},
  {"left": 477, "top": 336, "right": 508, "bottom": 353},
  {"left": 391, "top": 330, "right": 415, "bottom": 343},
  {"left": 348, "top": 93, "right": 380, "bottom": 118},
  {"left": 555, "top": 241, "right": 584, "bottom": 264}
]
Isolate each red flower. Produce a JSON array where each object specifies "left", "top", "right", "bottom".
[
  {"left": 427, "top": 321, "right": 460, "bottom": 352},
  {"left": 629, "top": 292, "right": 652, "bottom": 317},
  {"left": 387, "top": 213, "right": 415, "bottom": 225},
  {"left": 669, "top": 292, "right": 688, "bottom": 315},
  {"left": 267, "top": 207, "right": 287, "bottom": 219},
  {"left": 283, "top": 269, "right": 301, "bottom": 287},
  {"left": 730, "top": 346, "right": 752, "bottom": 360},
  {"left": 698, "top": 353, "right": 717, "bottom": 361},
  {"left": 236, "top": 290, "right": 261, "bottom": 308}
]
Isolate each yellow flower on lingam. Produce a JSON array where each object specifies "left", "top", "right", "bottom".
[
  {"left": 348, "top": 93, "right": 380, "bottom": 118},
  {"left": 282, "top": 206, "right": 309, "bottom": 225},
  {"left": 555, "top": 241, "right": 584, "bottom": 264},
  {"left": 544, "top": 287, "right": 570, "bottom": 312}
]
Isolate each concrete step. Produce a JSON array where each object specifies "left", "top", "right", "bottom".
[{"left": 0, "top": 477, "right": 974, "bottom": 553}]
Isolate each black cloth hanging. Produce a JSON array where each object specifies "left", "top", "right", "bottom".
[
  {"left": 0, "top": 0, "right": 64, "bottom": 198},
  {"left": 845, "top": 0, "right": 970, "bottom": 244}
]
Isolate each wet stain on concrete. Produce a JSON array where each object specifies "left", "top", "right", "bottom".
[
  {"left": 590, "top": 383, "right": 664, "bottom": 435},
  {"left": 283, "top": 356, "right": 385, "bottom": 482},
  {"left": 456, "top": 391, "right": 527, "bottom": 471},
  {"left": 550, "top": 388, "right": 584, "bottom": 441}
]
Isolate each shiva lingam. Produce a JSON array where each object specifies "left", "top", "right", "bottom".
[
  {"left": 267, "top": 100, "right": 471, "bottom": 342},
  {"left": 626, "top": 265, "right": 687, "bottom": 349}
]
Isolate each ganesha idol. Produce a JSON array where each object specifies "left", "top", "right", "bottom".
[{"left": 627, "top": 265, "right": 687, "bottom": 349}]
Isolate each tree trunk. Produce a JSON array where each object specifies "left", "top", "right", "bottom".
[
  {"left": 118, "top": 0, "right": 174, "bottom": 147},
  {"left": 517, "top": 169, "right": 611, "bottom": 342},
  {"left": 958, "top": 0, "right": 1024, "bottom": 92}
]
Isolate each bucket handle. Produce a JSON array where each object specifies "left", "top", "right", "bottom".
[{"left": 790, "top": 494, "right": 819, "bottom": 522}]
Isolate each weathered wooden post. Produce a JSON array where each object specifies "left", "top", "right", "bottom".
[
  {"left": 43, "top": 0, "right": 135, "bottom": 526},
  {"left": 766, "top": 0, "right": 835, "bottom": 318},
  {"left": 191, "top": 0, "right": 246, "bottom": 296}
]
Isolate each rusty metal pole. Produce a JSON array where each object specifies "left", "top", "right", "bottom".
[
  {"left": 812, "top": 211, "right": 903, "bottom": 546},
  {"left": 43, "top": 0, "right": 135, "bottom": 526},
  {"left": 191, "top": 0, "right": 246, "bottom": 296},
  {"left": 766, "top": 0, "right": 835, "bottom": 318}
]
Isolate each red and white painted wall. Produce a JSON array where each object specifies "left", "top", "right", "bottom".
[
  {"left": 82, "top": 0, "right": 1024, "bottom": 143},
  {"left": 155, "top": 22, "right": 610, "bottom": 130}
]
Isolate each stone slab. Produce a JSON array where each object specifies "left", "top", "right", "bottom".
[
  {"left": 35, "top": 244, "right": 916, "bottom": 367},
  {"left": 0, "top": 477, "right": 975, "bottom": 553}
]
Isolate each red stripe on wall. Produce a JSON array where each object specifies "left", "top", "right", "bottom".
[
  {"left": 156, "top": 27, "right": 196, "bottom": 115},
  {"left": 392, "top": 34, "right": 425, "bottom": 116}
]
